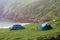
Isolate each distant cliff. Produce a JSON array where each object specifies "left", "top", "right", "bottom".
[{"left": 0, "top": 0, "right": 60, "bottom": 23}]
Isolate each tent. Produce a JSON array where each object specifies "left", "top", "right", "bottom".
[
  {"left": 10, "top": 24, "right": 25, "bottom": 30},
  {"left": 40, "top": 23, "right": 52, "bottom": 31}
]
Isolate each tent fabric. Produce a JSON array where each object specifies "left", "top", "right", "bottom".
[
  {"left": 40, "top": 23, "right": 52, "bottom": 31},
  {"left": 10, "top": 24, "right": 25, "bottom": 30}
]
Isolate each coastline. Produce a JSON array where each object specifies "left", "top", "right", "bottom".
[{"left": 0, "top": 23, "right": 31, "bottom": 28}]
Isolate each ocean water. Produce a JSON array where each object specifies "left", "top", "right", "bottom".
[
  {"left": 0, "top": 20, "right": 14, "bottom": 28},
  {"left": 0, "top": 20, "right": 30, "bottom": 28}
]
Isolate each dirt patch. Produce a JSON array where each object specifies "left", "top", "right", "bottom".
[{"left": 44, "top": 35, "right": 60, "bottom": 40}]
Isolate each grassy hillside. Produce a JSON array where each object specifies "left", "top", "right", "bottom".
[
  {"left": 13, "top": 0, "right": 60, "bottom": 22},
  {"left": 0, "top": 0, "right": 60, "bottom": 22},
  {"left": 0, "top": 0, "right": 37, "bottom": 21},
  {"left": 0, "top": 19, "right": 60, "bottom": 40}
]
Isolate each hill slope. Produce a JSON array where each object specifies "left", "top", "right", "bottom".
[
  {"left": 14, "top": 0, "right": 60, "bottom": 23},
  {"left": 0, "top": 0, "right": 60, "bottom": 23}
]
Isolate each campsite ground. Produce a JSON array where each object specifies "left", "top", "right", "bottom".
[{"left": 0, "top": 19, "right": 60, "bottom": 40}]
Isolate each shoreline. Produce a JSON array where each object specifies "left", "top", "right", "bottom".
[{"left": 0, "top": 23, "right": 31, "bottom": 28}]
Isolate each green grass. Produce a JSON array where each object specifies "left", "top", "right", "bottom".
[{"left": 0, "top": 19, "right": 60, "bottom": 40}]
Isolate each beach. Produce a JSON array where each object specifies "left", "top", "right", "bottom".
[{"left": 0, "top": 22, "right": 31, "bottom": 28}]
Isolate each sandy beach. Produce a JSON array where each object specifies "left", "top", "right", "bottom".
[{"left": 0, "top": 23, "right": 31, "bottom": 28}]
